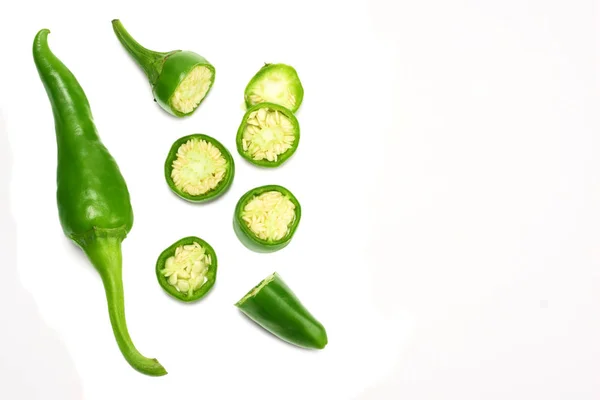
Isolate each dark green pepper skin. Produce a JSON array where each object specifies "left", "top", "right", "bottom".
[
  {"left": 33, "top": 29, "right": 166, "bottom": 377},
  {"left": 112, "top": 19, "right": 215, "bottom": 117},
  {"left": 233, "top": 185, "right": 301, "bottom": 253},
  {"left": 236, "top": 272, "right": 327, "bottom": 349},
  {"left": 155, "top": 236, "right": 217, "bottom": 303},
  {"left": 236, "top": 102, "right": 300, "bottom": 168},
  {"left": 164, "top": 134, "right": 235, "bottom": 203}
]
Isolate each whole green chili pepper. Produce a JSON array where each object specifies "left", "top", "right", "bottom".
[
  {"left": 244, "top": 63, "right": 304, "bottom": 113},
  {"left": 112, "top": 19, "right": 215, "bottom": 117},
  {"left": 33, "top": 29, "right": 166, "bottom": 376},
  {"left": 236, "top": 272, "right": 327, "bottom": 349},
  {"left": 236, "top": 103, "right": 300, "bottom": 167},
  {"left": 156, "top": 236, "right": 217, "bottom": 302},
  {"left": 164, "top": 134, "right": 235, "bottom": 203},
  {"left": 233, "top": 185, "right": 301, "bottom": 253}
]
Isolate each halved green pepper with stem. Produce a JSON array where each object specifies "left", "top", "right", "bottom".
[
  {"left": 33, "top": 29, "right": 165, "bottom": 376},
  {"left": 164, "top": 134, "right": 235, "bottom": 203},
  {"left": 236, "top": 102, "right": 300, "bottom": 167},
  {"left": 112, "top": 19, "right": 215, "bottom": 117},
  {"left": 236, "top": 272, "right": 327, "bottom": 349},
  {"left": 244, "top": 63, "right": 304, "bottom": 113},
  {"left": 156, "top": 236, "right": 217, "bottom": 302},
  {"left": 233, "top": 185, "right": 301, "bottom": 252}
]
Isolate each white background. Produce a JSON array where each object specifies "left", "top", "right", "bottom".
[{"left": 1, "top": 0, "right": 599, "bottom": 399}]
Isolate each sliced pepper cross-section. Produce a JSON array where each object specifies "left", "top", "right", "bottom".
[
  {"left": 165, "top": 134, "right": 235, "bottom": 203},
  {"left": 156, "top": 236, "right": 217, "bottom": 302},
  {"left": 244, "top": 63, "right": 304, "bottom": 113},
  {"left": 112, "top": 19, "right": 216, "bottom": 117},
  {"left": 236, "top": 103, "right": 300, "bottom": 167},
  {"left": 233, "top": 185, "right": 301, "bottom": 252},
  {"left": 236, "top": 272, "right": 327, "bottom": 349}
]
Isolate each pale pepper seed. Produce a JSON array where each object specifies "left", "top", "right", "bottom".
[
  {"left": 160, "top": 242, "right": 212, "bottom": 297},
  {"left": 171, "top": 138, "right": 227, "bottom": 196},
  {"left": 241, "top": 191, "right": 296, "bottom": 241},
  {"left": 170, "top": 65, "right": 213, "bottom": 114},
  {"left": 242, "top": 107, "right": 296, "bottom": 162}
]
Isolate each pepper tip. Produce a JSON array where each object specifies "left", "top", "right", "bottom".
[
  {"left": 36, "top": 28, "right": 51, "bottom": 38},
  {"left": 33, "top": 29, "right": 51, "bottom": 53},
  {"left": 142, "top": 358, "right": 168, "bottom": 377}
]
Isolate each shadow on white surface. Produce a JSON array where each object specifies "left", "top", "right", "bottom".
[{"left": 0, "top": 112, "right": 83, "bottom": 400}]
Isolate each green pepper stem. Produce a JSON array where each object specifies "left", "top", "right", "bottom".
[
  {"left": 83, "top": 236, "right": 167, "bottom": 376},
  {"left": 111, "top": 19, "right": 175, "bottom": 84}
]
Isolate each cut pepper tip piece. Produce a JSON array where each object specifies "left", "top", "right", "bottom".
[{"left": 236, "top": 272, "right": 327, "bottom": 350}]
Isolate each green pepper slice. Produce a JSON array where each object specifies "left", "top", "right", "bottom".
[
  {"left": 233, "top": 185, "right": 301, "bottom": 253},
  {"left": 156, "top": 236, "right": 217, "bottom": 302},
  {"left": 236, "top": 103, "right": 300, "bottom": 168},
  {"left": 244, "top": 63, "right": 304, "bottom": 113},
  {"left": 164, "top": 134, "right": 235, "bottom": 203},
  {"left": 236, "top": 272, "right": 327, "bottom": 349},
  {"left": 112, "top": 19, "right": 215, "bottom": 117}
]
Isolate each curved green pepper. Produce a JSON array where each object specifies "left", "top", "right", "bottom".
[
  {"left": 164, "top": 134, "right": 235, "bottom": 203},
  {"left": 112, "top": 19, "right": 215, "bottom": 117},
  {"left": 33, "top": 29, "right": 166, "bottom": 376},
  {"left": 236, "top": 103, "right": 300, "bottom": 168},
  {"left": 244, "top": 63, "right": 304, "bottom": 113},
  {"left": 236, "top": 272, "right": 327, "bottom": 349},
  {"left": 156, "top": 236, "right": 217, "bottom": 302},
  {"left": 233, "top": 185, "right": 301, "bottom": 253}
]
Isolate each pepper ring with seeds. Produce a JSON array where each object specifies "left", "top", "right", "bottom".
[
  {"left": 156, "top": 236, "right": 217, "bottom": 302},
  {"left": 164, "top": 134, "right": 235, "bottom": 203},
  {"left": 236, "top": 103, "right": 300, "bottom": 168},
  {"left": 233, "top": 185, "right": 301, "bottom": 252}
]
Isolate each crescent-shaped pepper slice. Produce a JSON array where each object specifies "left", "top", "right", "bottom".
[{"left": 236, "top": 272, "right": 327, "bottom": 349}]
